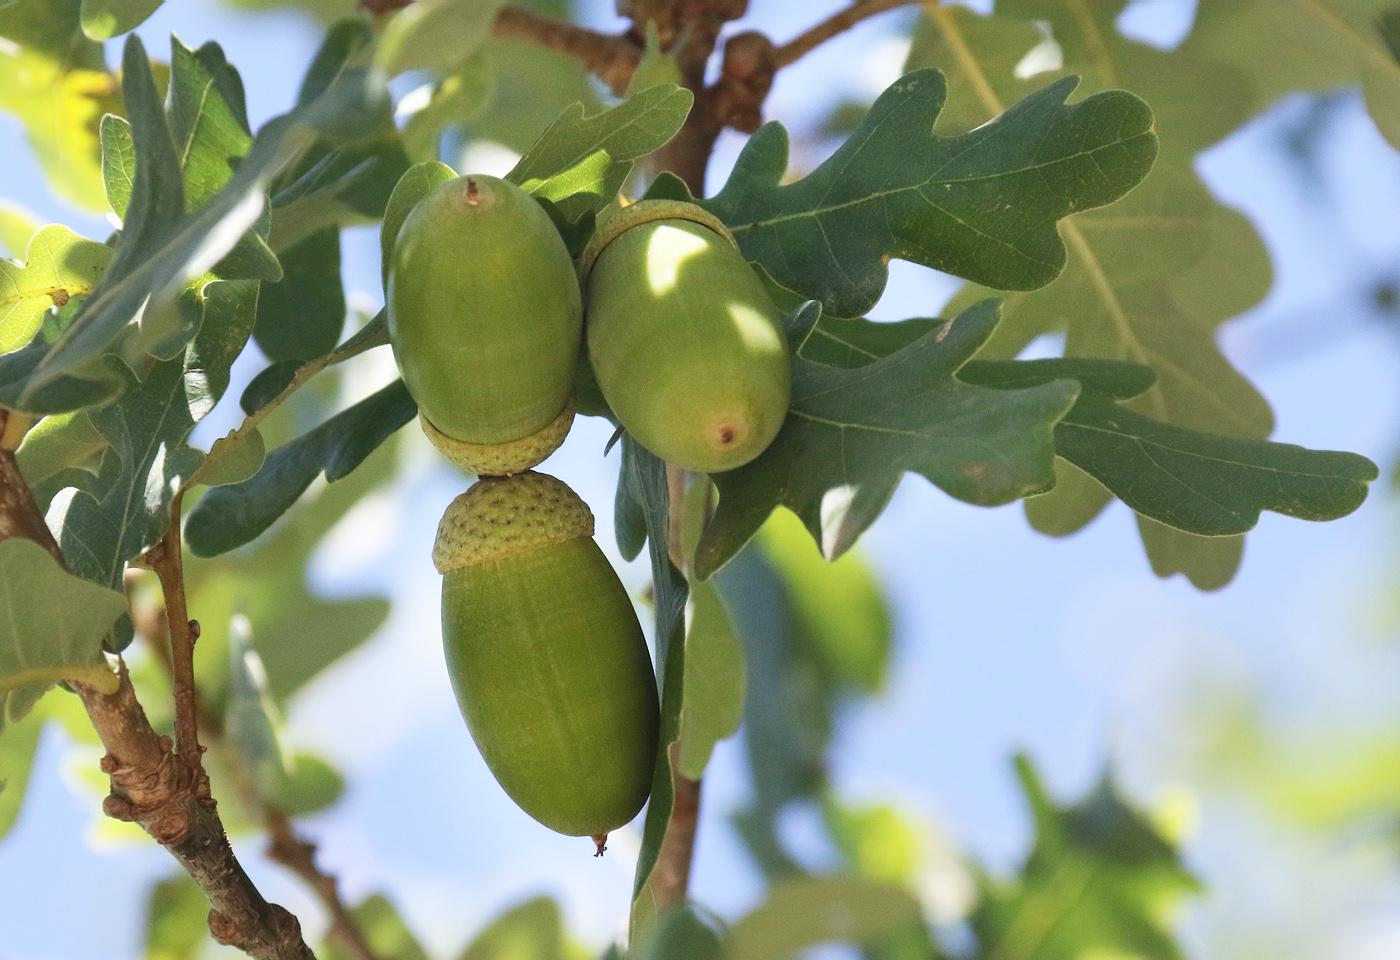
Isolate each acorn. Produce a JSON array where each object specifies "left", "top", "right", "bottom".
[
  {"left": 579, "top": 200, "right": 791, "bottom": 473},
  {"left": 434, "top": 471, "right": 660, "bottom": 841},
  {"left": 388, "top": 174, "right": 583, "bottom": 475}
]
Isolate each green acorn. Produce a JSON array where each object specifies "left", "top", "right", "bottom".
[
  {"left": 434, "top": 472, "right": 659, "bottom": 844},
  {"left": 388, "top": 174, "right": 583, "bottom": 475},
  {"left": 580, "top": 200, "right": 791, "bottom": 473}
]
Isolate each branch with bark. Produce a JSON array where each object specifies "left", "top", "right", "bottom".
[{"left": 0, "top": 426, "right": 317, "bottom": 960}]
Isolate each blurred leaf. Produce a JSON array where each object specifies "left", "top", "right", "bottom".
[
  {"left": 271, "top": 751, "right": 345, "bottom": 816},
  {"left": 676, "top": 579, "right": 744, "bottom": 779},
  {"left": 913, "top": 3, "right": 1278, "bottom": 590},
  {"left": 695, "top": 300, "right": 1079, "bottom": 579},
  {"left": 224, "top": 614, "right": 288, "bottom": 801},
  {"left": 625, "top": 20, "right": 683, "bottom": 98},
  {"left": 718, "top": 547, "right": 827, "bottom": 879},
  {"left": 1024, "top": 460, "right": 1111, "bottom": 538},
  {"left": 375, "top": 0, "right": 503, "bottom": 76},
  {"left": 466, "top": 30, "right": 600, "bottom": 156},
  {"left": 79, "top": 0, "right": 161, "bottom": 39},
  {"left": 322, "top": 895, "right": 430, "bottom": 960},
  {"left": 185, "top": 379, "right": 415, "bottom": 557},
  {"left": 623, "top": 436, "right": 689, "bottom": 937},
  {"left": 458, "top": 896, "right": 568, "bottom": 960},
  {"left": 253, "top": 227, "right": 344, "bottom": 362},
  {"left": 703, "top": 71, "right": 1156, "bottom": 318},
  {"left": 911, "top": 3, "right": 1252, "bottom": 156},
  {"left": 0, "top": 0, "right": 115, "bottom": 211},
  {"left": 0, "top": 705, "right": 45, "bottom": 838},
  {"left": 1181, "top": 0, "right": 1395, "bottom": 146},
  {"left": 1135, "top": 519, "right": 1244, "bottom": 594},
  {"left": 0, "top": 538, "right": 122, "bottom": 723},
  {"left": 400, "top": 55, "right": 494, "bottom": 162},
  {"left": 219, "top": 0, "right": 354, "bottom": 21},
  {"left": 143, "top": 876, "right": 207, "bottom": 960},
  {"left": 821, "top": 796, "right": 923, "bottom": 887},
  {"left": 730, "top": 876, "right": 923, "bottom": 960},
  {"left": 970, "top": 756, "right": 1199, "bottom": 960},
  {"left": 183, "top": 385, "right": 394, "bottom": 711},
  {"left": 628, "top": 904, "right": 725, "bottom": 960},
  {"left": 0, "top": 225, "right": 112, "bottom": 353},
  {"left": 508, "top": 83, "right": 693, "bottom": 221},
  {"left": 757, "top": 508, "right": 891, "bottom": 694},
  {"left": 0, "top": 202, "right": 42, "bottom": 259},
  {"left": 380, "top": 160, "right": 458, "bottom": 287}
]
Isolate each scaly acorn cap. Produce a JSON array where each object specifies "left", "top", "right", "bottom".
[
  {"left": 577, "top": 199, "right": 738, "bottom": 287},
  {"left": 419, "top": 400, "right": 575, "bottom": 477},
  {"left": 433, "top": 471, "right": 593, "bottom": 574}
]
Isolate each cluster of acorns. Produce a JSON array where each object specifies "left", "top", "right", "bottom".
[{"left": 385, "top": 173, "right": 791, "bottom": 850}]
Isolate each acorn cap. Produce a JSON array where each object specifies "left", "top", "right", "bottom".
[
  {"left": 433, "top": 471, "right": 594, "bottom": 574},
  {"left": 420, "top": 400, "right": 575, "bottom": 477},
  {"left": 577, "top": 199, "right": 739, "bottom": 288}
]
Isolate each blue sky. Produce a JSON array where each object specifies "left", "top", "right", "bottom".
[{"left": 4, "top": 2, "right": 1400, "bottom": 958}]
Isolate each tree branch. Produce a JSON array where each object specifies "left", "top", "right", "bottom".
[
  {"left": 147, "top": 492, "right": 203, "bottom": 770},
  {"left": 0, "top": 439, "right": 317, "bottom": 960},
  {"left": 773, "top": 0, "right": 922, "bottom": 68},
  {"left": 134, "top": 592, "right": 383, "bottom": 960},
  {"left": 493, "top": 6, "right": 640, "bottom": 93}
]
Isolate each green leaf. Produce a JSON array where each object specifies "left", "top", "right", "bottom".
[
  {"left": 757, "top": 508, "right": 891, "bottom": 695},
  {"left": 625, "top": 20, "right": 683, "bottom": 98},
  {"left": 729, "top": 876, "right": 924, "bottom": 960},
  {"left": 1135, "top": 519, "right": 1244, "bottom": 594},
  {"left": 694, "top": 300, "right": 1080, "bottom": 580},
  {"left": 624, "top": 436, "right": 689, "bottom": 937},
  {"left": 48, "top": 279, "right": 257, "bottom": 604},
  {"left": 79, "top": 0, "right": 161, "bottom": 39},
  {"left": 381, "top": 160, "right": 458, "bottom": 288},
  {"left": 142, "top": 876, "right": 208, "bottom": 960},
  {"left": 0, "top": 538, "right": 122, "bottom": 720},
  {"left": 922, "top": 3, "right": 1276, "bottom": 590},
  {"left": 224, "top": 615, "right": 288, "bottom": 802},
  {"left": 270, "top": 752, "right": 345, "bottom": 816},
  {"left": 185, "top": 379, "right": 416, "bottom": 557},
  {"left": 507, "top": 83, "right": 694, "bottom": 221},
  {"left": 458, "top": 896, "right": 568, "bottom": 960},
  {"left": 821, "top": 796, "right": 923, "bottom": 887},
  {"left": 322, "top": 896, "right": 429, "bottom": 960},
  {"left": 15, "top": 410, "right": 107, "bottom": 488},
  {"left": 11, "top": 35, "right": 383, "bottom": 402},
  {"left": 184, "top": 430, "right": 393, "bottom": 709},
  {"left": 100, "top": 113, "right": 137, "bottom": 220},
  {"left": 374, "top": 0, "right": 503, "bottom": 76},
  {"left": 253, "top": 227, "right": 344, "bottom": 362},
  {"left": 401, "top": 56, "right": 494, "bottom": 162},
  {"left": 197, "top": 426, "right": 266, "bottom": 489},
  {"left": 628, "top": 905, "right": 726, "bottom": 960},
  {"left": 0, "top": 225, "right": 112, "bottom": 353},
  {"left": 0, "top": 201, "right": 42, "bottom": 260},
  {"left": 676, "top": 580, "right": 745, "bottom": 779},
  {"left": 0, "top": 705, "right": 45, "bottom": 839},
  {"left": 702, "top": 71, "right": 1156, "bottom": 318},
  {"left": 961, "top": 359, "right": 1379, "bottom": 536},
  {"left": 910, "top": 3, "right": 1252, "bottom": 157},
  {"left": 0, "top": 3, "right": 115, "bottom": 211},
  {"left": 971, "top": 755, "right": 1199, "bottom": 960},
  {"left": 467, "top": 26, "right": 601, "bottom": 156}
]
